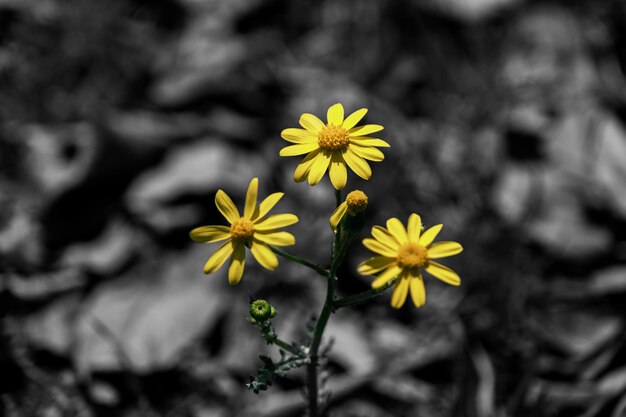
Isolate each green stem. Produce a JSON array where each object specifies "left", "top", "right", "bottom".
[
  {"left": 307, "top": 189, "right": 345, "bottom": 416},
  {"left": 268, "top": 246, "right": 329, "bottom": 277},
  {"left": 308, "top": 253, "right": 340, "bottom": 355},
  {"left": 332, "top": 280, "right": 396, "bottom": 311},
  {"left": 273, "top": 337, "right": 300, "bottom": 356},
  {"left": 306, "top": 275, "right": 334, "bottom": 417}
]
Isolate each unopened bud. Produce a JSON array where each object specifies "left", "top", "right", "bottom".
[
  {"left": 249, "top": 299, "right": 277, "bottom": 321},
  {"left": 343, "top": 190, "right": 368, "bottom": 233},
  {"left": 345, "top": 190, "right": 368, "bottom": 215}
]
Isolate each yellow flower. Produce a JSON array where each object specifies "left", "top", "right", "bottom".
[
  {"left": 357, "top": 214, "right": 463, "bottom": 309},
  {"left": 329, "top": 190, "right": 368, "bottom": 231},
  {"left": 189, "top": 178, "right": 298, "bottom": 285},
  {"left": 280, "top": 103, "right": 390, "bottom": 190}
]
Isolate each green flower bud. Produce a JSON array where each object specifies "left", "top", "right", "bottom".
[{"left": 249, "top": 299, "right": 276, "bottom": 321}]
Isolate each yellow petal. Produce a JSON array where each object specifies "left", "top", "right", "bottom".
[
  {"left": 243, "top": 177, "right": 258, "bottom": 219},
  {"left": 251, "top": 192, "right": 284, "bottom": 222},
  {"left": 329, "top": 202, "right": 348, "bottom": 231},
  {"left": 215, "top": 190, "right": 240, "bottom": 224},
  {"left": 349, "top": 144, "right": 385, "bottom": 162},
  {"left": 281, "top": 128, "right": 317, "bottom": 144},
  {"left": 308, "top": 150, "right": 331, "bottom": 186},
  {"left": 425, "top": 261, "right": 461, "bottom": 286},
  {"left": 428, "top": 241, "right": 463, "bottom": 259},
  {"left": 409, "top": 273, "right": 426, "bottom": 308},
  {"left": 328, "top": 152, "right": 347, "bottom": 190},
  {"left": 250, "top": 239, "right": 279, "bottom": 270},
  {"left": 349, "top": 137, "right": 390, "bottom": 148},
  {"left": 228, "top": 244, "right": 245, "bottom": 285},
  {"left": 419, "top": 224, "right": 443, "bottom": 246},
  {"left": 327, "top": 103, "right": 344, "bottom": 126},
  {"left": 189, "top": 225, "right": 231, "bottom": 243},
  {"left": 254, "top": 213, "right": 299, "bottom": 231},
  {"left": 203, "top": 240, "right": 235, "bottom": 274},
  {"left": 293, "top": 150, "right": 320, "bottom": 182},
  {"left": 371, "top": 265, "right": 402, "bottom": 288},
  {"left": 342, "top": 147, "right": 372, "bottom": 180},
  {"left": 357, "top": 256, "right": 396, "bottom": 275},
  {"left": 279, "top": 142, "right": 320, "bottom": 157},
  {"left": 349, "top": 124, "right": 384, "bottom": 136},
  {"left": 371, "top": 226, "right": 400, "bottom": 250},
  {"left": 407, "top": 213, "right": 422, "bottom": 243},
  {"left": 386, "top": 218, "right": 408, "bottom": 244},
  {"left": 254, "top": 231, "right": 296, "bottom": 246},
  {"left": 390, "top": 273, "right": 410, "bottom": 309},
  {"left": 299, "top": 113, "right": 325, "bottom": 133},
  {"left": 363, "top": 238, "right": 398, "bottom": 258},
  {"left": 342, "top": 108, "right": 368, "bottom": 130}
]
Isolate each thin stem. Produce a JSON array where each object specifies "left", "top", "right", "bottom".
[
  {"left": 275, "top": 355, "right": 308, "bottom": 369},
  {"left": 269, "top": 246, "right": 329, "bottom": 277},
  {"left": 332, "top": 280, "right": 396, "bottom": 311},
  {"left": 308, "top": 190, "right": 344, "bottom": 416},
  {"left": 306, "top": 284, "right": 331, "bottom": 417},
  {"left": 308, "top": 260, "right": 338, "bottom": 356},
  {"left": 273, "top": 337, "right": 300, "bottom": 356},
  {"left": 306, "top": 268, "right": 336, "bottom": 416}
]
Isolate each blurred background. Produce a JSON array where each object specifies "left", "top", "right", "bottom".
[{"left": 2, "top": 0, "right": 626, "bottom": 416}]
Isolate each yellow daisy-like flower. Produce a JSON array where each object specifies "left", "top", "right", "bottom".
[
  {"left": 280, "top": 103, "right": 390, "bottom": 190},
  {"left": 357, "top": 214, "right": 463, "bottom": 309},
  {"left": 189, "top": 178, "right": 298, "bottom": 285},
  {"left": 329, "top": 190, "right": 368, "bottom": 231}
]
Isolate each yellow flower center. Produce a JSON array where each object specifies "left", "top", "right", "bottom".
[
  {"left": 346, "top": 190, "right": 368, "bottom": 215},
  {"left": 318, "top": 125, "right": 350, "bottom": 150},
  {"left": 397, "top": 243, "right": 429, "bottom": 269},
  {"left": 230, "top": 218, "right": 255, "bottom": 241}
]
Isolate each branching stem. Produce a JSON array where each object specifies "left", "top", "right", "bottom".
[
  {"left": 272, "top": 337, "right": 300, "bottom": 356},
  {"left": 267, "top": 189, "right": 394, "bottom": 416},
  {"left": 269, "top": 246, "right": 329, "bottom": 277},
  {"left": 332, "top": 280, "right": 396, "bottom": 311}
]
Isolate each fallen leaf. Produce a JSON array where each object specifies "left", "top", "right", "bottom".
[{"left": 73, "top": 246, "right": 229, "bottom": 374}]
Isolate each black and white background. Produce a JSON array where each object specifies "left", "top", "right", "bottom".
[{"left": 2, "top": 0, "right": 626, "bottom": 416}]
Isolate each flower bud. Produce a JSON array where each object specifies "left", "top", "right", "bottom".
[
  {"left": 345, "top": 190, "right": 368, "bottom": 215},
  {"left": 249, "top": 299, "right": 277, "bottom": 321},
  {"left": 342, "top": 190, "right": 368, "bottom": 233}
]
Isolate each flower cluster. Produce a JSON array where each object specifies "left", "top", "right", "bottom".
[{"left": 190, "top": 103, "right": 463, "bottom": 309}]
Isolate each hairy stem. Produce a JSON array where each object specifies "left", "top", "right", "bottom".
[{"left": 273, "top": 337, "right": 301, "bottom": 356}]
